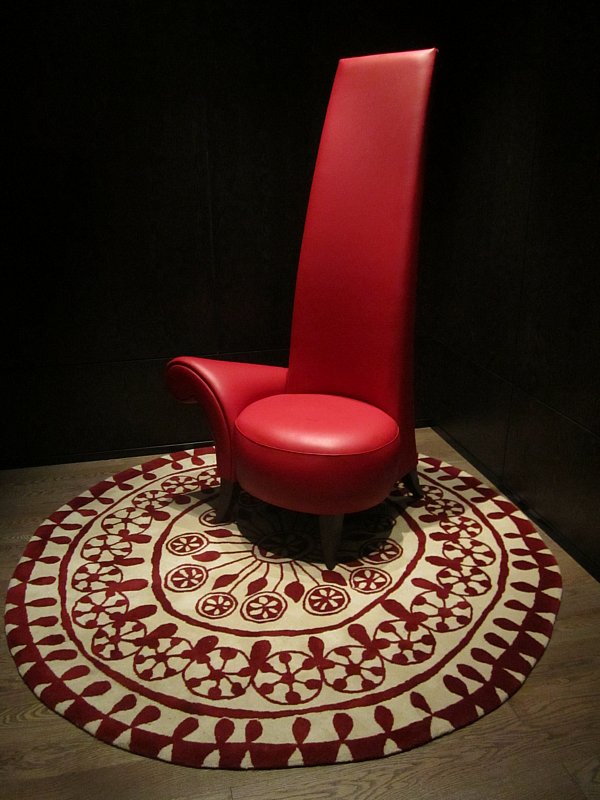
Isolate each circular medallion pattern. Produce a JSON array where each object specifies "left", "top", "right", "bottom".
[{"left": 4, "top": 448, "right": 562, "bottom": 769}]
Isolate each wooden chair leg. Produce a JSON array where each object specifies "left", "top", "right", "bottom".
[
  {"left": 403, "top": 469, "right": 424, "bottom": 500},
  {"left": 319, "top": 514, "right": 344, "bottom": 570},
  {"left": 213, "top": 479, "right": 239, "bottom": 523}
]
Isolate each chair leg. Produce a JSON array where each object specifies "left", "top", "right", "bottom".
[
  {"left": 319, "top": 514, "right": 344, "bottom": 570},
  {"left": 403, "top": 469, "right": 424, "bottom": 500},
  {"left": 213, "top": 479, "right": 239, "bottom": 523}
]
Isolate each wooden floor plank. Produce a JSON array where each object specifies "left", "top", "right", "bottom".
[{"left": 1, "top": 429, "right": 598, "bottom": 799}]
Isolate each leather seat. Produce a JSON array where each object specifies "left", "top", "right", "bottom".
[{"left": 235, "top": 394, "right": 400, "bottom": 516}]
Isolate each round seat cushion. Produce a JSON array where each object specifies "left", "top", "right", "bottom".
[{"left": 234, "top": 393, "right": 400, "bottom": 515}]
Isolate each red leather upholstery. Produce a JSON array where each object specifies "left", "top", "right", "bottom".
[
  {"left": 286, "top": 50, "right": 436, "bottom": 480},
  {"left": 165, "top": 49, "right": 437, "bottom": 565},
  {"left": 166, "top": 357, "right": 287, "bottom": 480},
  {"left": 235, "top": 394, "right": 400, "bottom": 514}
]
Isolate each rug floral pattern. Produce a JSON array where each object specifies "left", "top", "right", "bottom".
[{"left": 5, "top": 449, "right": 562, "bottom": 768}]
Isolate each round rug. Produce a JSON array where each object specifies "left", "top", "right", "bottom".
[{"left": 5, "top": 448, "right": 562, "bottom": 769}]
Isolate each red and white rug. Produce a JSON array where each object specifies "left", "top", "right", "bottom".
[{"left": 5, "top": 448, "right": 561, "bottom": 769}]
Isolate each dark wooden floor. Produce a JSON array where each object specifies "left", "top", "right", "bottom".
[{"left": 1, "top": 429, "right": 598, "bottom": 800}]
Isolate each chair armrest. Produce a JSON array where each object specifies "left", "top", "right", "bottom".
[{"left": 165, "top": 356, "right": 288, "bottom": 480}]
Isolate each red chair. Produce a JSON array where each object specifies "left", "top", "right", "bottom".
[{"left": 166, "top": 49, "right": 437, "bottom": 568}]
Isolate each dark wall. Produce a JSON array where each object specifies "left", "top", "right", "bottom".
[
  {"left": 4, "top": 3, "right": 599, "bottom": 575},
  {"left": 418, "top": 2, "right": 600, "bottom": 578},
  {"left": 4, "top": 0, "right": 441, "bottom": 468},
  {"left": 4, "top": 1, "right": 307, "bottom": 466}
]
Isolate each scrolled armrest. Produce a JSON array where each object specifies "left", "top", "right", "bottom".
[{"left": 165, "top": 356, "right": 288, "bottom": 480}]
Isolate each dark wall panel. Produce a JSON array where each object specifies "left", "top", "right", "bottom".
[
  {"left": 205, "top": 2, "right": 313, "bottom": 355},
  {"left": 417, "top": 4, "right": 540, "bottom": 381},
  {"left": 5, "top": 2, "right": 218, "bottom": 468},
  {"left": 504, "top": 391, "right": 600, "bottom": 571},
  {"left": 4, "top": 359, "right": 209, "bottom": 467},
  {"left": 421, "top": 341, "right": 513, "bottom": 478},
  {"left": 513, "top": 5, "right": 600, "bottom": 434},
  {"left": 6, "top": 1, "right": 217, "bottom": 369},
  {"left": 424, "top": 1, "right": 600, "bottom": 578}
]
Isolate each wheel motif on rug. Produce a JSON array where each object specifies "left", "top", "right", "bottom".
[{"left": 5, "top": 448, "right": 562, "bottom": 769}]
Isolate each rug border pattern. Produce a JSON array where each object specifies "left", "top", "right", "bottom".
[{"left": 4, "top": 448, "right": 562, "bottom": 769}]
